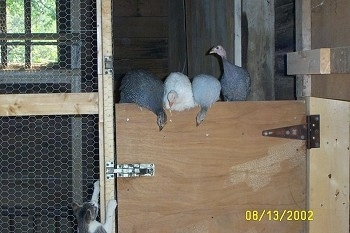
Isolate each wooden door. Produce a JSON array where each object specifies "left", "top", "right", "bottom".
[
  {"left": 307, "top": 97, "right": 350, "bottom": 233},
  {"left": 115, "top": 101, "right": 306, "bottom": 232}
]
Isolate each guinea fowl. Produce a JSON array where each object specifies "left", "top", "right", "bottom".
[
  {"left": 210, "top": 45, "right": 251, "bottom": 101},
  {"left": 163, "top": 72, "right": 196, "bottom": 111},
  {"left": 119, "top": 69, "right": 167, "bottom": 131},
  {"left": 192, "top": 74, "right": 221, "bottom": 126}
]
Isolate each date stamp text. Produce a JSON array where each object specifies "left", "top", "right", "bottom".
[{"left": 245, "top": 210, "right": 314, "bottom": 221}]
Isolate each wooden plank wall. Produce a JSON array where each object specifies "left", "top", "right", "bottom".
[
  {"left": 185, "top": 0, "right": 234, "bottom": 79},
  {"left": 113, "top": 0, "right": 291, "bottom": 100},
  {"left": 275, "top": 0, "right": 296, "bottom": 99},
  {"left": 242, "top": 0, "right": 275, "bottom": 100},
  {"left": 310, "top": 0, "right": 350, "bottom": 101},
  {"left": 113, "top": 0, "right": 169, "bottom": 80}
]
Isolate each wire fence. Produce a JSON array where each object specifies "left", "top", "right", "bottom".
[{"left": 0, "top": 0, "right": 99, "bottom": 232}]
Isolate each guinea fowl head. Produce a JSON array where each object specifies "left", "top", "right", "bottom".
[
  {"left": 196, "top": 107, "right": 208, "bottom": 127},
  {"left": 167, "top": 90, "right": 178, "bottom": 108},
  {"left": 157, "top": 110, "right": 167, "bottom": 131},
  {"left": 209, "top": 45, "right": 227, "bottom": 59}
]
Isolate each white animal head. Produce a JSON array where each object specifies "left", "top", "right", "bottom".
[
  {"left": 167, "top": 90, "right": 178, "bottom": 108},
  {"left": 209, "top": 45, "right": 227, "bottom": 59}
]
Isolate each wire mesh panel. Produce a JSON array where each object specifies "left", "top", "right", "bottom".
[
  {"left": 0, "top": 0, "right": 100, "bottom": 232},
  {"left": 0, "top": 115, "right": 99, "bottom": 232},
  {"left": 0, "top": 0, "right": 98, "bottom": 93}
]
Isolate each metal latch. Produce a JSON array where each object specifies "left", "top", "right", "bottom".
[
  {"left": 106, "top": 162, "right": 155, "bottom": 179},
  {"left": 262, "top": 115, "right": 320, "bottom": 149},
  {"left": 104, "top": 56, "right": 113, "bottom": 74}
]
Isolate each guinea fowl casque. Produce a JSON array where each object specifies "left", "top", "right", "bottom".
[
  {"left": 163, "top": 72, "right": 196, "bottom": 112},
  {"left": 210, "top": 45, "right": 251, "bottom": 101},
  {"left": 192, "top": 74, "right": 221, "bottom": 126},
  {"left": 119, "top": 69, "right": 167, "bottom": 131}
]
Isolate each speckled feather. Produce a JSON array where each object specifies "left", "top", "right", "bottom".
[
  {"left": 119, "top": 69, "right": 167, "bottom": 130},
  {"left": 221, "top": 59, "right": 251, "bottom": 101},
  {"left": 210, "top": 45, "right": 251, "bottom": 101}
]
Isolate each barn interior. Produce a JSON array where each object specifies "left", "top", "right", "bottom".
[
  {"left": 0, "top": 0, "right": 349, "bottom": 233},
  {"left": 113, "top": 0, "right": 296, "bottom": 101}
]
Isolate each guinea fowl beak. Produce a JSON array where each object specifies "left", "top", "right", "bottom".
[{"left": 159, "top": 125, "right": 164, "bottom": 131}]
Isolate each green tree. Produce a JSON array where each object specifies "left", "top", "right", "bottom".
[{"left": 6, "top": 0, "right": 57, "bottom": 67}]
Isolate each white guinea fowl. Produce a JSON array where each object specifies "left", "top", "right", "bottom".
[
  {"left": 163, "top": 72, "right": 196, "bottom": 111},
  {"left": 192, "top": 74, "right": 221, "bottom": 126}
]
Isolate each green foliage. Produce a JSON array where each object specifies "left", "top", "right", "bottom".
[
  {"left": 6, "top": 0, "right": 24, "bottom": 33},
  {"left": 31, "top": 0, "right": 57, "bottom": 33},
  {"left": 6, "top": 0, "right": 58, "bottom": 66}
]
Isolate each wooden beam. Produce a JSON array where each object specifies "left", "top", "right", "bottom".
[
  {"left": 234, "top": 0, "right": 241, "bottom": 66},
  {"left": 185, "top": 0, "right": 235, "bottom": 78},
  {"left": 0, "top": 93, "right": 98, "bottom": 116},
  {"left": 307, "top": 97, "right": 350, "bottom": 233},
  {"left": 97, "top": 0, "right": 115, "bottom": 230},
  {"left": 311, "top": 74, "right": 350, "bottom": 101},
  {"left": 168, "top": 0, "right": 187, "bottom": 73},
  {"left": 288, "top": 47, "right": 350, "bottom": 75},
  {"left": 243, "top": 0, "right": 275, "bottom": 100},
  {"left": 287, "top": 48, "right": 330, "bottom": 75},
  {"left": 295, "top": 0, "right": 311, "bottom": 98}
]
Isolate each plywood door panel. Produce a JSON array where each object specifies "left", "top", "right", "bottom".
[
  {"left": 307, "top": 97, "right": 350, "bottom": 233},
  {"left": 116, "top": 101, "right": 306, "bottom": 233}
]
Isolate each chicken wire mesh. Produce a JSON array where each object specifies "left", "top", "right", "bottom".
[
  {"left": 0, "top": 0, "right": 100, "bottom": 232},
  {"left": 0, "top": 0, "right": 98, "bottom": 93}
]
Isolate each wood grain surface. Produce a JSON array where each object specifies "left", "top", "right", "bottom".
[{"left": 116, "top": 101, "right": 306, "bottom": 233}]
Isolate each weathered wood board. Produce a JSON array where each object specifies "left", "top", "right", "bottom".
[
  {"left": 310, "top": 0, "right": 350, "bottom": 101},
  {"left": 287, "top": 47, "right": 350, "bottom": 75},
  {"left": 243, "top": 0, "right": 275, "bottom": 100},
  {"left": 0, "top": 93, "right": 98, "bottom": 116},
  {"left": 307, "top": 97, "right": 350, "bottom": 233},
  {"left": 97, "top": 0, "right": 115, "bottom": 229},
  {"left": 116, "top": 101, "right": 307, "bottom": 233},
  {"left": 185, "top": 0, "right": 235, "bottom": 78}
]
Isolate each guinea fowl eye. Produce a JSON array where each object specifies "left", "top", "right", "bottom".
[{"left": 216, "top": 46, "right": 219, "bottom": 49}]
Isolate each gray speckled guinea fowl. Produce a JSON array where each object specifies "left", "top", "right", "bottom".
[
  {"left": 119, "top": 69, "right": 167, "bottom": 131},
  {"left": 192, "top": 74, "right": 221, "bottom": 126},
  {"left": 210, "top": 45, "right": 251, "bottom": 101}
]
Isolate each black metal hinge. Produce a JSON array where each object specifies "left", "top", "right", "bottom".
[{"left": 262, "top": 115, "right": 320, "bottom": 149}]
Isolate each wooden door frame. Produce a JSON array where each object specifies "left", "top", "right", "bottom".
[{"left": 97, "top": 0, "right": 115, "bottom": 229}]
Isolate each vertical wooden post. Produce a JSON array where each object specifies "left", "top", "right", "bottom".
[
  {"left": 307, "top": 97, "right": 350, "bottom": 233},
  {"left": 295, "top": 0, "right": 311, "bottom": 98},
  {"left": 168, "top": 0, "right": 187, "bottom": 73},
  {"left": 242, "top": 0, "right": 275, "bottom": 100},
  {"left": 234, "top": 0, "right": 241, "bottom": 67},
  {"left": 97, "top": 0, "right": 115, "bottom": 230}
]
